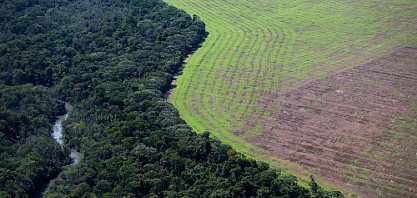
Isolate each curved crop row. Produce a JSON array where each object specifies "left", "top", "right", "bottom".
[{"left": 163, "top": 0, "right": 416, "bottom": 196}]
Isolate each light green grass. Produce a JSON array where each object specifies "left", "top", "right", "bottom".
[{"left": 163, "top": 0, "right": 416, "bottom": 196}]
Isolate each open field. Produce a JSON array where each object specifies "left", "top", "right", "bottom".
[
  {"left": 251, "top": 47, "right": 417, "bottom": 197},
  {"left": 163, "top": 0, "right": 417, "bottom": 196}
]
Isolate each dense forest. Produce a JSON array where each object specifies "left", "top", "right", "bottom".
[{"left": 0, "top": 0, "right": 344, "bottom": 197}]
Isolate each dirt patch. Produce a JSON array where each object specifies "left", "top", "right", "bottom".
[
  {"left": 166, "top": 54, "right": 192, "bottom": 101},
  {"left": 247, "top": 47, "right": 417, "bottom": 197}
]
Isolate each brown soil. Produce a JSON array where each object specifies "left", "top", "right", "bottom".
[
  {"left": 166, "top": 54, "right": 192, "bottom": 101},
  {"left": 247, "top": 47, "right": 417, "bottom": 197}
]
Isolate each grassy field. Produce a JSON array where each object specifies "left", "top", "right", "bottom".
[{"left": 163, "top": 0, "right": 416, "bottom": 196}]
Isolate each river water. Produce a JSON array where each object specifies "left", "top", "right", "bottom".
[
  {"left": 34, "top": 104, "right": 83, "bottom": 198},
  {"left": 52, "top": 112, "right": 82, "bottom": 166}
]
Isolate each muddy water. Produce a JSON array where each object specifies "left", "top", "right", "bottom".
[
  {"left": 36, "top": 103, "right": 83, "bottom": 198},
  {"left": 51, "top": 103, "right": 82, "bottom": 166}
]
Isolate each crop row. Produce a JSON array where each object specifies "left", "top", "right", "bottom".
[{"left": 163, "top": 0, "right": 416, "bottom": 196}]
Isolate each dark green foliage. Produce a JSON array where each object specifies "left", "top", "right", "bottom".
[
  {"left": 0, "top": 85, "right": 69, "bottom": 197},
  {"left": 310, "top": 176, "right": 344, "bottom": 198},
  {"left": 0, "top": 0, "right": 344, "bottom": 197}
]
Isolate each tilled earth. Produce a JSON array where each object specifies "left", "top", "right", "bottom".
[{"left": 249, "top": 47, "right": 417, "bottom": 197}]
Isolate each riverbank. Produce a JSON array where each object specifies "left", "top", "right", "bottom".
[{"left": 34, "top": 103, "right": 83, "bottom": 198}]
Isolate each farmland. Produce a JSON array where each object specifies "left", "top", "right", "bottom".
[{"left": 164, "top": 0, "right": 417, "bottom": 197}]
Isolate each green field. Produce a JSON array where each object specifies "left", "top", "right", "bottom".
[{"left": 163, "top": 0, "right": 416, "bottom": 196}]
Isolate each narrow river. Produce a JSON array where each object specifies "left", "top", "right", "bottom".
[
  {"left": 51, "top": 104, "right": 83, "bottom": 167},
  {"left": 34, "top": 103, "right": 83, "bottom": 198}
]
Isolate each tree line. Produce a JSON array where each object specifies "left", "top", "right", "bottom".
[{"left": 0, "top": 0, "right": 344, "bottom": 197}]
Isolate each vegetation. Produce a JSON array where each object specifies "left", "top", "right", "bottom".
[
  {"left": 0, "top": 85, "right": 69, "bottom": 197},
  {"left": 164, "top": 0, "right": 416, "bottom": 194},
  {"left": 0, "top": 0, "right": 344, "bottom": 198}
]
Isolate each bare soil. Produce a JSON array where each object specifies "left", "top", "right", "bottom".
[
  {"left": 166, "top": 54, "right": 192, "bottom": 101},
  {"left": 247, "top": 47, "right": 417, "bottom": 197}
]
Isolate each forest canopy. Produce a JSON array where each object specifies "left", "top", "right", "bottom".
[{"left": 0, "top": 0, "right": 344, "bottom": 197}]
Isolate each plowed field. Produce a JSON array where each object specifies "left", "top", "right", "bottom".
[
  {"left": 251, "top": 47, "right": 417, "bottom": 197},
  {"left": 163, "top": 0, "right": 417, "bottom": 196}
]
